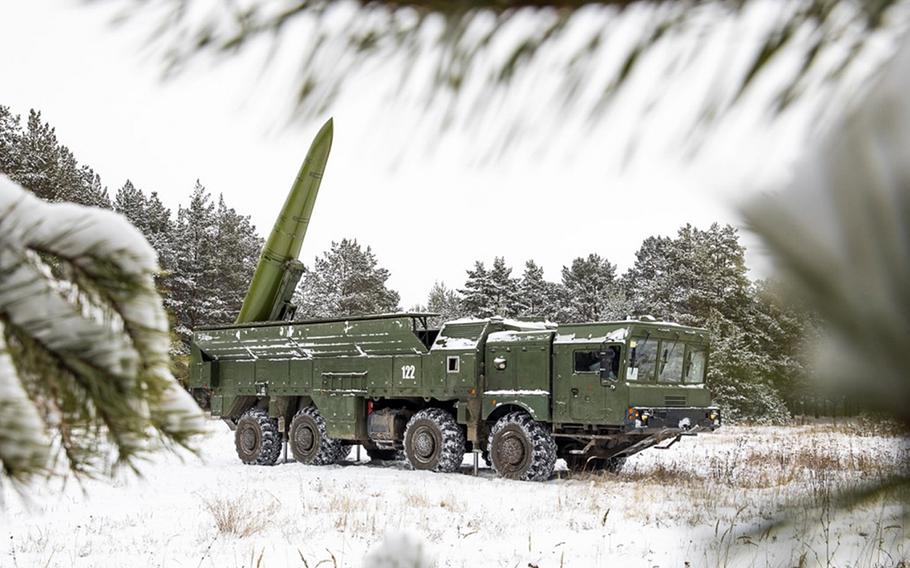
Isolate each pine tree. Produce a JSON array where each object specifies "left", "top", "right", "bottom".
[
  {"left": 213, "top": 195, "right": 263, "bottom": 321},
  {"left": 560, "top": 253, "right": 627, "bottom": 322},
  {"left": 295, "top": 239, "right": 400, "bottom": 318},
  {"left": 624, "top": 224, "right": 750, "bottom": 326},
  {"left": 488, "top": 257, "right": 520, "bottom": 317},
  {"left": 169, "top": 181, "right": 221, "bottom": 348},
  {"left": 145, "top": 191, "right": 177, "bottom": 271},
  {"left": 114, "top": 180, "right": 149, "bottom": 232},
  {"left": 425, "top": 281, "right": 465, "bottom": 327},
  {"left": 0, "top": 106, "right": 22, "bottom": 175},
  {"left": 517, "top": 260, "right": 562, "bottom": 321},
  {"left": 15, "top": 110, "right": 62, "bottom": 202},
  {"left": 3, "top": 109, "right": 111, "bottom": 208},
  {"left": 460, "top": 261, "right": 494, "bottom": 317},
  {"left": 459, "top": 257, "right": 520, "bottom": 318}
]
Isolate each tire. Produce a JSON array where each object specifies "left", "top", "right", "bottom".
[
  {"left": 403, "top": 408, "right": 465, "bottom": 473},
  {"left": 366, "top": 448, "right": 404, "bottom": 462},
  {"left": 334, "top": 443, "right": 352, "bottom": 462},
  {"left": 488, "top": 412, "right": 556, "bottom": 481},
  {"left": 289, "top": 406, "right": 344, "bottom": 465},
  {"left": 234, "top": 407, "right": 282, "bottom": 466}
]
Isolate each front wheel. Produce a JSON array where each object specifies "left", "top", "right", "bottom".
[
  {"left": 403, "top": 408, "right": 465, "bottom": 473},
  {"left": 235, "top": 407, "right": 282, "bottom": 466},
  {"left": 488, "top": 412, "right": 556, "bottom": 481}
]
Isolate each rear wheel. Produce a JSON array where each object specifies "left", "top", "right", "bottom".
[
  {"left": 234, "top": 407, "right": 282, "bottom": 466},
  {"left": 488, "top": 412, "right": 556, "bottom": 481},
  {"left": 289, "top": 406, "right": 344, "bottom": 465},
  {"left": 403, "top": 408, "right": 465, "bottom": 473}
]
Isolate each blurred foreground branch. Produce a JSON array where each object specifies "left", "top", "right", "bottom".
[
  {"left": 0, "top": 174, "right": 205, "bottom": 486},
  {"left": 101, "top": 0, "right": 907, "bottom": 138}
]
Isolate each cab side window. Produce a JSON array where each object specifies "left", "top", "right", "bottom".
[{"left": 573, "top": 351, "right": 600, "bottom": 373}]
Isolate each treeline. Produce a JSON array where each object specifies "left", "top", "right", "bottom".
[
  {"left": 0, "top": 107, "right": 263, "bottom": 350},
  {"left": 2, "top": 105, "right": 815, "bottom": 424}
]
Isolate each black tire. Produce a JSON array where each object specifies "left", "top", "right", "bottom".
[
  {"left": 289, "top": 406, "right": 344, "bottom": 465},
  {"left": 488, "top": 412, "right": 556, "bottom": 481},
  {"left": 334, "top": 443, "right": 352, "bottom": 462},
  {"left": 403, "top": 408, "right": 465, "bottom": 473},
  {"left": 366, "top": 448, "right": 404, "bottom": 462},
  {"left": 234, "top": 407, "right": 282, "bottom": 466}
]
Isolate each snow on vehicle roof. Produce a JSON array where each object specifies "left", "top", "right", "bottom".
[
  {"left": 486, "top": 330, "right": 554, "bottom": 343},
  {"left": 554, "top": 327, "right": 629, "bottom": 344},
  {"left": 431, "top": 336, "right": 479, "bottom": 350}
]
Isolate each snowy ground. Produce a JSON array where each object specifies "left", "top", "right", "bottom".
[{"left": 2, "top": 421, "right": 907, "bottom": 567}]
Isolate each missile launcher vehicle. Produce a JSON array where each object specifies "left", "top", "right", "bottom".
[{"left": 187, "top": 119, "right": 720, "bottom": 481}]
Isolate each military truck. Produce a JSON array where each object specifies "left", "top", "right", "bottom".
[
  {"left": 189, "top": 313, "right": 719, "bottom": 480},
  {"left": 187, "top": 118, "right": 719, "bottom": 481}
]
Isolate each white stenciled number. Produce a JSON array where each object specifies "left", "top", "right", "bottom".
[{"left": 401, "top": 365, "right": 416, "bottom": 380}]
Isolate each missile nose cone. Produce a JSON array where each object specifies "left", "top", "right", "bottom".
[{"left": 315, "top": 117, "right": 333, "bottom": 146}]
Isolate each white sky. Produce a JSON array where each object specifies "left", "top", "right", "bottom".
[{"left": 0, "top": 1, "right": 897, "bottom": 307}]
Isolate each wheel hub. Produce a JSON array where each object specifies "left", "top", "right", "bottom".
[
  {"left": 240, "top": 428, "right": 256, "bottom": 452},
  {"left": 414, "top": 428, "right": 436, "bottom": 461},
  {"left": 498, "top": 434, "right": 526, "bottom": 467},
  {"left": 295, "top": 426, "right": 315, "bottom": 452}
]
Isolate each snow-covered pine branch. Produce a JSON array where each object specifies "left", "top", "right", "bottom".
[
  {"left": 0, "top": 174, "right": 204, "bottom": 484},
  {"left": 744, "top": 37, "right": 910, "bottom": 428}
]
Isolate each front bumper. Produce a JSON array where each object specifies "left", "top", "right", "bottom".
[{"left": 623, "top": 406, "right": 720, "bottom": 433}]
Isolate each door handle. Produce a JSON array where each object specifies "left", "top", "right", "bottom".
[{"left": 571, "top": 388, "right": 579, "bottom": 397}]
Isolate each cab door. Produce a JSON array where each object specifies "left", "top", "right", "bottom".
[{"left": 554, "top": 343, "right": 623, "bottom": 424}]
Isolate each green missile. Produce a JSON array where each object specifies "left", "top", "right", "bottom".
[{"left": 236, "top": 117, "right": 333, "bottom": 323}]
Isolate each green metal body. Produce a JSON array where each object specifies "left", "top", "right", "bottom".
[
  {"left": 189, "top": 314, "right": 717, "bottom": 451},
  {"left": 190, "top": 116, "right": 718, "bottom": 465},
  {"left": 235, "top": 118, "right": 333, "bottom": 323}
]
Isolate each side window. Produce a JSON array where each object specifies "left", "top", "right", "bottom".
[
  {"left": 628, "top": 338, "right": 657, "bottom": 381},
  {"left": 599, "top": 345, "right": 621, "bottom": 381},
  {"left": 573, "top": 351, "right": 600, "bottom": 373},
  {"left": 447, "top": 355, "right": 460, "bottom": 373},
  {"left": 684, "top": 346, "right": 707, "bottom": 384},
  {"left": 659, "top": 341, "right": 684, "bottom": 382}
]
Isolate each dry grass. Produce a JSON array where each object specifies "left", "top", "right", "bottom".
[
  {"left": 582, "top": 422, "right": 910, "bottom": 494},
  {"left": 202, "top": 495, "right": 280, "bottom": 538}
]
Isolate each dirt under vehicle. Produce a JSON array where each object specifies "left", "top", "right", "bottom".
[{"left": 186, "top": 118, "right": 720, "bottom": 481}]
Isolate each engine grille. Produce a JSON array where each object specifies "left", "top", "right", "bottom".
[{"left": 664, "top": 395, "right": 687, "bottom": 407}]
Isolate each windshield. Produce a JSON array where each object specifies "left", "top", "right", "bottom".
[
  {"left": 627, "top": 337, "right": 657, "bottom": 381},
  {"left": 659, "top": 340, "right": 685, "bottom": 382},
  {"left": 684, "top": 345, "right": 707, "bottom": 384}
]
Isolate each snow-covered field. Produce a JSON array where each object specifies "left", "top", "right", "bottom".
[{"left": 3, "top": 421, "right": 907, "bottom": 567}]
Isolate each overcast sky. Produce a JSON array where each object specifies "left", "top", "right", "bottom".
[{"left": 0, "top": 1, "right": 892, "bottom": 307}]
